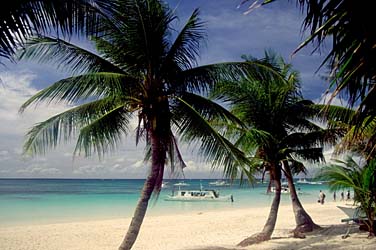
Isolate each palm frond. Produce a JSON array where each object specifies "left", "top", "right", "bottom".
[
  {"left": 166, "top": 132, "right": 187, "bottom": 176},
  {"left": 178, "top": 60, "right": 285, "bottom": 95},
  {"left": 234, "top": 129, "right": 273, "bottom": 154},
  {"left": 23, "top": 97, "right": 125, "bottom": 155},
  {"left": 0, "top": 0, "right": 115, "bottom": 61},
  {"left": 281, "top": 129, "right": 342, "bottom": 150},
  {"left": 175, "top": 92, "right": 245, "bottom": 131},
  {"left": 75, "top": 104, "right": 131, "bottom": 158},
  {"left": 163, "top": 8, "right": 205, "bottom": 71},
  {"left": 173, "top": 97, "right": 252, "bottom": 179},
  {"left": 290, "top": 148, "right": 325, "bottom": 164},
  {"left": 19, "top": 72, "right": 139, "bottom": 111},
  {"left": 17, "top": 36, "right": 122, "bottom": 74}
]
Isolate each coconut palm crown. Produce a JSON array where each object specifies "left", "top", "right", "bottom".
[{"left": 18, "top": 1, "right": 282, "bottom": 249}]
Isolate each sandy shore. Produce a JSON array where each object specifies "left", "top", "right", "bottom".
[{"left": 1, "top": 201, "right": 375, "bottom": 250}]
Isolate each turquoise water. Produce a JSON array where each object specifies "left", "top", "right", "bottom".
[{"left": 0, "top": 179, "right": 332, "bottom": 226}]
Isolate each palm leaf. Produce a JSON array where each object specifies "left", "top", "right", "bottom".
[
  {"left": 23, "top": 97, "right": 125, "bottom": 155},
  {"left": 17, "top": 36, "right": 122, "bottom": 74},
  {"left": 75, "top": 104, "right": 132, "bottom": 158},
  {"left": 0, "top": 0, "right": 115, "bottom": 61},
  {"left": 173, "top": 97, "right": 252, "bottom": 179},
  {"left": 163, "top": 8, "right": 206, "bottom": 71},
  {"left": 19, "top": 72, "right": 139, "bottom": 111}
]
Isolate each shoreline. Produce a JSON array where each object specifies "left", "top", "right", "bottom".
[{"left": 1, "top": 201, "right": 375, "bottom": 250}]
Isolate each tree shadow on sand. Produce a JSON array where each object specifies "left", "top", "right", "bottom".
[{"left": 185, "top": 224, "right": 374, "bottom": 250}]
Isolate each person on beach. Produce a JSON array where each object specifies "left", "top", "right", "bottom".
[
  {"left": 333, "top": 191, "right": 336, "bottom": 201},
  {"left": 319, "top": 190, "right": 325, "bottom": 205},
  {"left": 346, "top": 190, "right": 351, "bottom": 201},
  {"left": 341, "top": 191, "right": 344, "bottom": 201}
]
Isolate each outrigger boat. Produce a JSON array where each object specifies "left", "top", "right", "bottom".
[{"left": 164, "top": 185, "right": 233, "bottom": 202}]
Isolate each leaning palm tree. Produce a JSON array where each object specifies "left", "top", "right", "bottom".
[
  {"left": 317, "top": 156, "right": 376, "bottom": 237},
  {"left": 211, "top": 51, "right": 335, "bottom": 245},
  {"left": 18, "top": 1, "right": 279, "bottom": 249},
  {"left": 0, "top": 0, "right": 115, "bottom": 63}
]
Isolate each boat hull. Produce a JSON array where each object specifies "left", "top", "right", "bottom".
[{"left": 164, "top": 195, "right": 233, "bottom": 202}]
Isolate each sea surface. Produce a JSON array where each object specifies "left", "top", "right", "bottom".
[{"left": 0, "top": 178, "right": 333, "bottom": 226}]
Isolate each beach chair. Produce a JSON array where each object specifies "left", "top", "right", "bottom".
[{"left": 337, "top": 205, "right": 367, "bottom": 239}]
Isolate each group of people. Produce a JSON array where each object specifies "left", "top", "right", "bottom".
[{"left": 318, "top": 190, "right": 351, "bottom": 205}]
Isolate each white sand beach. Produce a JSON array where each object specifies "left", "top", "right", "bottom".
[{"left": 1, "top": 201, "right": 375, "bottom": 250}]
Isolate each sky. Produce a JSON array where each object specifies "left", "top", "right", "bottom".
[{"left": 0, "top": 0, "right": 340, "bottom": 179}]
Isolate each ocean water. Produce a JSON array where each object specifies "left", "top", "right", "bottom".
[{"left": 0, "top": 178, "right": 333, "bottom": 226}]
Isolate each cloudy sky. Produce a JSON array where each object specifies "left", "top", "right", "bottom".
[{"left": 0, "top": 0, "right": 335, "bottom": 179}]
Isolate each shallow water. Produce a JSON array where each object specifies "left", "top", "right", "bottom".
[{"left": 0, "top": 178, "right": 333, "bottom": 226}]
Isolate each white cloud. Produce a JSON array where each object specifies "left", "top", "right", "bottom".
[
  {"left": 131, "top": 160, "right": 144, "bottom": 168},
  {"left": 16, "top": 164, "right": 62, "bottom": 176},
  {"left": 314, "top": 92, "right": 350, "bottom": 107}
]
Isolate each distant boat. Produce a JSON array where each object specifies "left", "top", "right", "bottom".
[
  {"left": 165, "top": 188, "right": 233, "bottom": 202},
  {"left": 297, "top": 178, "right": 323, "bottom": 185},
  {"left": 208, "top": 180, "right": 230, "bottom": 187},
  {"left": 161, "top": 182, "right": 168, "bottom": 188},
  {"left": 173, "top": 181, "right": 190, "bottom": 187}
]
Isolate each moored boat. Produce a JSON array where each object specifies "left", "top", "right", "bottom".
[
  {"left": 164, "top": 189, "right": 233, "bottom": 202},
  {"left": 208, "top": 180, "right": 231, "bottom": 186}
]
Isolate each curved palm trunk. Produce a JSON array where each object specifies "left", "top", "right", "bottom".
[
  {"left": 118, "top": 132, "right": 166, "bottom": 250},
  {"left": 283, "top": 161, "right": 320, "bottom": 233},
  {"left": 238, "top": 165, "right": 281, "bottom": 246}
]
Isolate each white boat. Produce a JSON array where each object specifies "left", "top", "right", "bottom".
[
  {"left": 165, "top": 189, "right": 233, "bottom": 202},
  {"left": 296, "top": 178, "right": 323, "bottom": 185},
  {"left": 208, "top": 180, "right": 230, "bottom": 186},
  {"left": 173, "top": 181, "right": 190, "bottom": 187},
  {"left": 161, "top": 182, "right": 168, "bottom": 188}
]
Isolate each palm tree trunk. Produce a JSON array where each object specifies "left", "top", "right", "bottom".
[
  {"left": 118, "top": 132, "right": 166, "bottom": 250},
  {"left": 238, "top": 164, "right": 281, "bottom": 246},
  {"left": 283, "top": 161, "right": 320, "bottom": 233}
]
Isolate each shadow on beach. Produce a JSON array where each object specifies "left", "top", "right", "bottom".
[{"left": 185, "top": 224, "right": 375, "bottom": 250}]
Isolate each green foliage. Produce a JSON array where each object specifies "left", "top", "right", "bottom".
[
  {"left": 0, "top": 0, "right": 115, "bottom": 62},
  {"left": 317, "top": 156, "right": 376, "bottom": 235}
]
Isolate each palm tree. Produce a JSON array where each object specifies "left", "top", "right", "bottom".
[
  {"left": 211, "top": 51, "right": 336, "bottom": 245},
  {"left": 18, "top": 1, "right": 280, "bottom": 249},
  {"left": 317, "top": 156, "right": 376, "bottom": 237},
  {"left": 0, "top": 0, "right": 115, "bottom": 63}
]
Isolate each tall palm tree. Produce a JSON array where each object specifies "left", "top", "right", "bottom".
[
  {"left": 0, "top": 0, "right": 115, "bottom": 63},
  {"left": 212, "top": 51, "right": 339, "bottom": 245},
  {"left": 317, "top": 156, "right": 376, "bottom": 237},
  {"left": 18, "top": 1, "right": 279, "bottom": 249}
]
